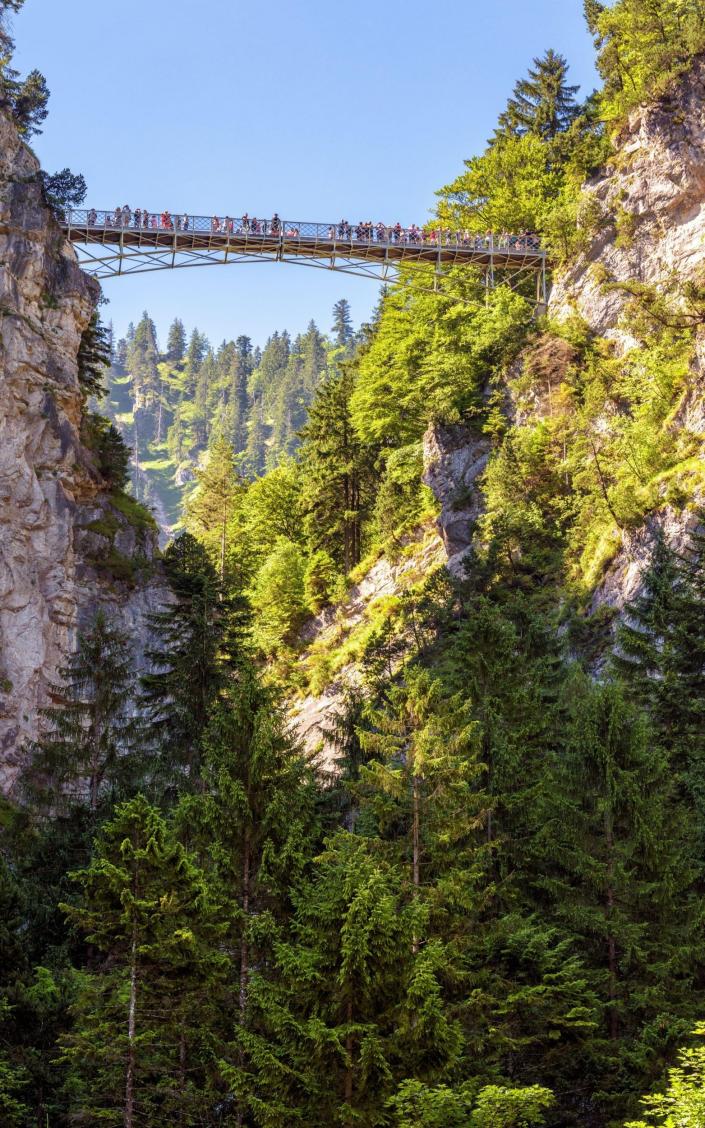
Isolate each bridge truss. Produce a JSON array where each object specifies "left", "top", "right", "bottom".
[{"left": 63, "top": 210, "right": 548, "bottom": 304}]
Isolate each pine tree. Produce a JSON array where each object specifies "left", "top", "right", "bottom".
[
  {"left": 612, "top": 534, "right": 682, "bottom": 711},
  {"left": 494, "top": 49, "right": 580, "bottom": 142},
  {"left": 250, "top": 537, "right": 308, "bottom": 655},
  {"left": 184, "top": 433, "right": 245, "bottom": 581},
  {"left": 332, "top": 298, "right": 354, "bottom": 349},
  {"left": 541, "top": 674, "right": 702, "bottom": 1120},
  {"left": 24, "top": 612, "right": 140, "bottom": 816},
  {"left": 299, "top": 365, "right": 377, "bottom": 572},
  {"left": 357, "top": 670, "right": 488, "bottom": 941},
  {"left": 5, "top": 67, "right": 49, "bottom": 136},
  {"left": 59, "top": 796, "right": 226, "bottom": 1127},
  {"left": 224, "top": 335, "right": 253, "bottom": 454},
  {"left": 174, "top": 673, "right": 318, "bottom": 1121},
  {"left": 166, "top": 317, "right": 186, "bottom": 361},
  {"left": 0, "top": 858, "right": 30, "bottom": 1128},
  {"left": 230, "top": 831, "right": 459, "bottom": 1126},
  {"left": 77, "top": 312, "right": 111, "bottom": 399},
  {"left": 614, "top": 524, "right": 705, "bottom": 860},
  {"left": 141, "top": 534, "right": 229, "bottom": 785}
]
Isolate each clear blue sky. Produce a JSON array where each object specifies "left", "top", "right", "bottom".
[{"left": 14, "top": 0, "right": 597, "bottom": 351}]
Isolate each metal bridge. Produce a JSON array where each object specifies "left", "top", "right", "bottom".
[{"left": 62, "top": 209, "right": 548, "bottom": 302}]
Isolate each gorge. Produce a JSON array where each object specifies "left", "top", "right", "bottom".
[{"left": 3, "top": 3, "right": 705, "bottom": 1126}]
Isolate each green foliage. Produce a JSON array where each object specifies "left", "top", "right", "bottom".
[
  {"left": 587, "top": 0, "right": 705, "bottom": 123},
  {"left": 494, "top": 49, "right": 580, "bottom": 142},
  {"left": 250, "top": 537, "right": 307, "bottom": 655},
  {"left": 59, "top": 796, "right": 227, "bottom": 1126},
  {"left": 39, "top": 167, "right": 86, "bottom": 215},
  {"left": 1, "top": 66, "right": 49, "bottom": 136},
  {"left": 470, "top": 1084, "right": 555, "bottom": 1127},
  {"left": 372, "top": 443, "right": 432, "bottom": 545},
  {"left": 184, "top": 433, "right": 245, "bottom": 580},
  {"left": 23, "top": 611, "right": 141, "bottom": 815},
  {"left": 77, "top": 312, "right": 111, "bottom": 398},
  {"left": 141, "top": 533, "right": 232, "bottom": 783},
  {"left": 300, "top": 363, "right": 378, "bottom": 572},
  {"left": 351, "top": 278, "right": 532, "bottom": 446},
  {"left": 626, "top": 1023, "right": 705, "bottom": 1126},
  {"left": 86, "top": 415, "right": 131, "bottom": 490},
  {"left": 304, "top": 548, "right": 342, "bottom": 612}
]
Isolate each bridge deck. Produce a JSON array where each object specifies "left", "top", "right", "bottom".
[
  {"left": 63, "top": 211, "right": 546, "bottom": 271},
  {"left": 64, "top": 224, "right": 547, "bottom": 269}
]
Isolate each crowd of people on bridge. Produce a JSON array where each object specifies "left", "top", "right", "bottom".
[{"left": 81, "top": 207, "right": 541, "bottom": 252}]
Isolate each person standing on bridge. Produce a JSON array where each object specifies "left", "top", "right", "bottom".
[
  {"left": 182, "top": 213, "right": 189, "bottom": 231},
  {"left": 123, "top": 205, "right": 131, "bottom": 227},
  {"left": 114, "top": 206, "right": 122, "bottom": 227},
  {"left": 87, "top": 208, "right": 97, "bottom": 225},
  {"left": 133, "top": 208, "right": 141, "bottom": 228},
  {"left": 271, "top": 213, "right": 280, "bottom": 234}
]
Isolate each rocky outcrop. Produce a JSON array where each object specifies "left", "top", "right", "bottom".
[
  {"left": 290, "top": 527, "right": 446, "bottom": 767},
  {"left": 291, "top": 421, "right": 489, "bottom": 765},
  {"left": 0, "top": 110, "right": 168, "bottom": 793},
  {"left": 422, "top": 422, "right": 490, "bottom": 577},
  {"left": 551, "top": 55, "right": 705, "bottom": 345},
  {"left": 547, "top": 61, "right": 705, "bottom": 612}
]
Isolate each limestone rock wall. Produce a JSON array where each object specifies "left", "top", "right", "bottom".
[
  {"left": 547, "top": 61, "right": 705, "bottom": 612},
  {"left": 551, "top": 57, "right": 705, "bottom": 343},
  {"left": 0, "top": 110, "right": 168, "bottom": 793}
]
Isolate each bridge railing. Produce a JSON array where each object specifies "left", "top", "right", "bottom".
[{"left": 64, "top": 209, "right": 544, "bottom": 255}]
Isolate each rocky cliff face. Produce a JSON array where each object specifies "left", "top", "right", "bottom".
[
  {"left": 550, "top": 59, "right": 705, "bottom": 611},
  {"left": 551, "top": 56, "right": 705, "bottom": 342},
  {"left": 0, "top": 110, "right": 168, "bottom": 793}
]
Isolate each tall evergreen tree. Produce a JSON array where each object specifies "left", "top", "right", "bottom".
[
  {"left": 230, "top": 832, "right": 460, "bottom": 1126},
  {"left": 540, "top": 675, "right": 703, "bottom": 1120},
  {"left": 494, "top": 49, "right": 580, "bottom": 142},
  {"left": 24, "top": 612, "right": 140, "bottom": 816},
  {"left": 184, "top": 433, "right": 245, "bottom": 581},
  {"left": 59, "top": 796, "right": 226, "bottom": 1128},
  {"left": 77, "top": 313, "right": 111, "bottom": 399},
  {"left": 166, "top": 317, "right": 186, "bottom": 361},
  {"left": 332, "top": 298, "right": 354, "bottom": 349},
  {"left": 299, "top": 365, "right": 377, "bottom": 572},
  {"left": 141, "top": 534, "right": 229, "bottom": 785}
]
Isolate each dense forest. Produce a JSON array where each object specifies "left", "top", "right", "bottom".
[
  {"left": 5, "top": 1, "right": 705, "bottom": 1125},
  {"left": 106, "top": 299, "right": 359, "bottom": 531}
]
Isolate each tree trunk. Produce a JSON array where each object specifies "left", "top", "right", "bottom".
[
  {"left": 344, "top": 998, "right": 354, "bottom": 1110},
  {"left": 604, "top": 811, "right": 619, "bottom": 1042},
  {"left": 125, "top": 929, "right": 138, "bottom": 1128},
  {"left": 178, "top": 1031, "right": 187, "bottom": 1128},
  {"left": 412, "top": 773, "right": 420, "bottom": 954},
  {"left": 239, "top": 827, "right": 251, "bottom": 1015}
]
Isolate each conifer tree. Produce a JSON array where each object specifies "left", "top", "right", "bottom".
[
  {"left": 612, "top": 534, "right": 682, "bottom": 711},
  {"left": 494, "top": 49, "right": 580, "bottom": 142},
  {"left": 224, "top": 334, "right": 253, "bottom": 454},
  {"left": 231, "top": 832, "right": 460, "bottom": 1125},
  {"left": 299, "top": 365, "right": 377, "bottom": 572},
  {"left": 59, "top": 796, "right": 226, "bottom": 1127},
  {"left": 24, "top": 612, "right": 140, "bottom": 816},
  {"left": 166, "top": 317, "right": 186, "bottom": 361},
  {"left": 77, "top": 312, "right": 111, "bottom": 399},
  {"left": 332, "top": 298, "right": 354, "bottom": 349},
  {"left": 614, "top": 525, "right": 705, "bottom": 857},
  {"left": 242, "top": 408, "right": 268, "bottom": 478},
  {"left": 358, "top": 670, "right": 487, "bottom": 939},
  {"left": 184, "top": 433, "right": 245, "bottom": 580},
  {"left": 542, "top": 674, "right": 702, "bottom": 1118},
  {"left": 176, "top": 673, "right": 318, "bottom": 1123},
  {"left": 250, "top": 537, "right": 307, "bottom": 655},
  {"left": 141, "top": 533, "right": 229, "bottom": 784}
]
